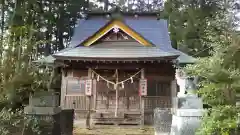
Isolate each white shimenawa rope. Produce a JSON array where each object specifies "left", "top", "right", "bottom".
[{"left": 91, "top": 68, "right": 143, "bottom": 89}]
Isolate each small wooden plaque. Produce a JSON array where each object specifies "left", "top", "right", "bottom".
[
  {"left": 85, "top": 79, "right": 93, "bottom": 96},
  {"left": 139, "top": 79, "right": 147, "bottom": 96}
]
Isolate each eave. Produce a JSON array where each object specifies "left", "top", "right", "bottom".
[{"left": 53, "top": 55, "right": 179, "bottom": 62}]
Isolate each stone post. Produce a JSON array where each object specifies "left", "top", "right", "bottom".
[{"left": 154, "top": 108, "right": 172, "bottom": 135}]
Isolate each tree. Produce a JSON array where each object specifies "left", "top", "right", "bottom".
[
  {"left": 162, "top": 0, "right": 240, "bottom": 57},
  {"left": 93, "top": 0, "right": 164, "bottom": 12},
  {"left": 0, "top": 0, "right": 87, "bottom": 57},
  {"left": 0, "top": 26, "right": 50, "bottom": 109},
  {"left": 185, "top": 34, "right": 240, "bottom": 135},
  {"left": 184, "top": 8, "right": 240, "bottom": 134}
]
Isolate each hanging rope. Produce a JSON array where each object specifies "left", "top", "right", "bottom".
[
  {"left": 90, "top": 68, "right": 143, "bottom": 89},
  {"left": 91, "top": 69, "right": 115, "bottom": 85}
]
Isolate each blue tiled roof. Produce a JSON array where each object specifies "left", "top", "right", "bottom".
[
  {"left": 124, "top": 18, "right": 171, "bottom": 48},
  {"left": 69, "top": 18, "right": 109, "bottom": 48},
  {"left": 53, "top": 47, "right": 178, "bottom": 59},
  {"left": 59, "top": 16, "right": 195, "bottom": 64},
  {"left": 69, "top": 17, "right": 171, "bottom": 48}
]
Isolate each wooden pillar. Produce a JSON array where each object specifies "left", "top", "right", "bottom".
[
  {"left": 115, "top": 85, "right": 119, "bottom": 117},
  {"left": 140, "top": 69, "right": 145, "bottom": 127},
  {"left": 93, "top": 79, "right": 97, "bottom": 111},
  {"left": 86, "top": 68, "right": 92, "bottom": 129},
  {"left": 60, "top": 69, "right": 67, "bottom": 108},
  {"left": 171, "top": 79, "right": 177, "bottom": 97},
  {"left": 115, "top": 69, "right": 119, "bottom": 117},
  {"left": 171, "top": 79, "right": 177, "bottom": 113}
]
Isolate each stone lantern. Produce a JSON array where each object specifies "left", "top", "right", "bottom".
[
  {"left": 170, "top": 69, "right": 204, "bottom": 135},
  {"left": 24, "top": 91, "right": 61, "bottom": 135}
]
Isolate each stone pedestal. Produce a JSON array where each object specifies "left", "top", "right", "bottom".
[
  {"left": 29, "top": 91, "right": 60, "bottom": 107},
  {"left": 154, "top": 108, "right": 172, "bottom": 135},
  {"left": 24, "top": 91, "right": 62, "bottom": 135},
  {"left": 170, "top": 97, "right": 204, "bottom": 135},
  {"left": 169, "top": 68, "right": 204, "bottom": 135},
  {"left": 170, "top": 109, "right": 204, "bottom": 135}
]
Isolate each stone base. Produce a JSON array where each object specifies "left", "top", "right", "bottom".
[
  {"left": 170, "top": 109, "right": 204, "bottom": 135},
  {"left": 155, "top": 132, "right": 169, "bottom": 135},
  {"left": 24, "top": 106, "right": 61, "bottom": 115},
  {"left": 174, "top": 109, "right": 204, "bottom": 116}
]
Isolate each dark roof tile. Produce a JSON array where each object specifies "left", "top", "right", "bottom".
[
  {"left": 69, "top": 18, "right": 109, "bottom": 47},
  {"left": 69, "top": 17, "right": 171, "bottom": 48},
  {"left": 59, "top": 16, "right": 196, "bottom": 64},
  {"left": 53, "top": 47, "right": 178, "bottom": 59}
]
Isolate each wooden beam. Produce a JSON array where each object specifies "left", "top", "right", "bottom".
[
  {"left": 83, "top": 20, "right": 152, "bottom": 47},
  {"left": 66, "top": 61, "right": 174, "bottom": 71}
]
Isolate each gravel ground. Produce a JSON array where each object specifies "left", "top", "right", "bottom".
[{"left": 73, "top": 125, "right": 154, "bottom": 135}]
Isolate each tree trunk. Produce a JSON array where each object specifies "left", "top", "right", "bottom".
[
  {"left": 104, "top": 0, "right": 109, "bottom": 11},
  {"left": 44, "top": 1, "right": 52, "bottom": 56},
  {"left": 0, "top": 0, "right": 5, "bottom": 59}
]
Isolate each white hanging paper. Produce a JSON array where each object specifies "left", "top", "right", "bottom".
[
  {"left": 131, "top": 77, "right": 133, "bottom": 83},
  {"left": 107, "top": 81, "right": 110, "bottom": 88},
  {"left": 114, "top": 84, "right": 117, "bottom": 90},
  {"left": 121, "top": 82, "right": 124, "bottom": 89},
  {"left": 97, "top": 75, "right": 100, "bottom": 81}
]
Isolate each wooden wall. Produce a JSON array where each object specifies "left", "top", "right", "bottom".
[{"left": 60, "top": 64, "right": 175, "bottom": 123}]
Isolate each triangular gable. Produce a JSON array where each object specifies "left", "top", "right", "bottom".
[
  {"left": 99, "top": 29, "right": 135, "bottom": 42},
  {"left": 82, "top": 20, "right": 153, "bottom": 47}
]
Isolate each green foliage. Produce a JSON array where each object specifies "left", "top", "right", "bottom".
[
  {"left": 162, "top": 0, "right": 239, "bottom": 57},
  {"left": 181, "top": 1, "right": 240, "bottom": 132},
  {"left": 0, "top": 108, "right": 23, "bottom": 135},
  {"left": 0, "top": 108, "right": 54, "bottom": 135},
  {"left": 0, "top": 26, "right": 51, "bottom": 109},
  {"left": 185, "top": 34, "right": 240, "bottom": 134},
  {"left": 185, "top": 35, "right": 240, "bottom": 106},
  {"left": 1, "top": 0, "right": 87, "bottom": 56},
  {"left": 196, "top": 106, "right": 238, "bottom": 135}
]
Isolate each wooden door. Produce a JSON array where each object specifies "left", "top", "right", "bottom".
[{"left": 96, "top": 81, "right": 140, "bottom": 113}]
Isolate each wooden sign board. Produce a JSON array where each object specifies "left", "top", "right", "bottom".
[
  {"left": 85, "top": 79, "right": 93, "bottom": 96},
  {"left": 67, "top": 77, "right": 85, "bottom": 94},
  {"left": 139, "top": 79, "right": 147, "bottom": 96}
]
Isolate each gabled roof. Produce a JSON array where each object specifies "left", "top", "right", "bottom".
[
  {"left": 36, "top": 13, "right": 196, "bottom": 65},
  {"left": 69, "top": 16, "right": 171, "bottom": 49}
]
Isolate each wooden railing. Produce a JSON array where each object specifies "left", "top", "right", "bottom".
[
  {"left": 63, "top": 95, "right": 171, "bottom": 112},
  {"left": 63, "top": 95, "right": 94, "bottom": 110},
  {"left": 144, "top": 96, "right": 171, "bottom": 112}
]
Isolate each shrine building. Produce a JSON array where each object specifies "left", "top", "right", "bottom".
[{"left": 37, "top": 9, "right": 195, "bottom": 126}]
